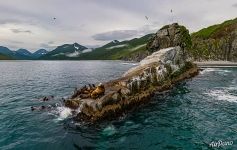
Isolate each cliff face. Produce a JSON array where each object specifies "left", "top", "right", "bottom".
[
  {"left": 64, "top": 24, "right": 198, "bottom": 122},
  {"left": 147, "top": 23, "right": 192, "bottom": 57},
  {"left": 191, "top": 18, "right": 237, "bottom": 61},
  {"left": 121, "top": 23, "right": 192, "bottom": 62}
]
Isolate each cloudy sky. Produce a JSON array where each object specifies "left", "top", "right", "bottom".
[{"left": 0, "top": 0, "right": 237, "bottom": 52}]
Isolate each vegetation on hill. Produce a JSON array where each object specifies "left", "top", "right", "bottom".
[
  {"left": 191, "top": 18, "right": 237, "bottom": 39},
  {"left": 40, "top": 43, "right": 87, "bottom": 60},
  {"left": 190, "top": 18, "right": 237, "bottom": 61},
  {"left": 2, "top": 18, "right": 237, "bottom": 61},
  {"left": 77, "top": 34, "right": 154, "bottom": 60},
  {"left": 0, "top": 53, "right": 13, "bottom": 60}
]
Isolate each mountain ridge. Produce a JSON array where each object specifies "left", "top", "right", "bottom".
[{"left": 1, "top": 18, "right": 237, "bottom": 61}]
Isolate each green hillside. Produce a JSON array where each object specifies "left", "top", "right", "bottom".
[
  {"left": 0, "top": 53, "right": 13, "bottom": 60},
  {"left": 190, "top": 18, "right": 237, "bottom": 61},
  {"left": 77, "top": 34, "right": 154, "bottom": 60},
  {"left": 40, "top": 43, "right": 87, "bottom": 60},
  {"left": 192, "top": 18, "right": 237, "bottom": 39}
]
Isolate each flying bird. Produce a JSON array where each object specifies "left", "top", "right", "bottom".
[
  {"left": 145, "top": 16, "right": 149, "bottom": 20},
  {"left": 53, "top": 17, "right": 56, "bottom": 20}
]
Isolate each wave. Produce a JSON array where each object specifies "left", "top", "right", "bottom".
[
  {"left": 200, "top": 68, "right": 232, "bottom": 75},
  {"left": 205, "top": 89, "right": 237, "bottom": 103},
  {"left": 200, "top": 68, "right": 217, "bottom": 74},
  {"left": 48, "top": 105, "right": 81, "bottom": 121},
  {"left": 102, "top": 124, "right": 117, "bottom": 136}
]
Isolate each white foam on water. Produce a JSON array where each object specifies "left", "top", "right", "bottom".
[
  {"left": 57, "top": 107, "right": 73, "bottom": 120},
  {"left": 222, "top": 70, "right": 232, "bottom": 73},
  {"left": 200, "top": 68, "right": 232, "bottom": 75},
  {"left": 132, "top": 63, "right": 138, "bottom": 66},
  {"left": 200, "top": 68, "right": 217, "bottom": 74},
  {"left": 102, "top": 124, "right": 117, "bottom": 136},
  {"left": 119, "top": 137, "right": 126, "bottom": 143},
  {"left": 216, "top": 70, "right": 232, "bottom": 76},
  {"left": 205, "top": 89, "right": 237, "bottom": 103},
  {"left": 49, "top": 106, "right": 73, "bottom": 121},
  {"left": 227, "top": 86, "right": 237, "bottom": 90}
]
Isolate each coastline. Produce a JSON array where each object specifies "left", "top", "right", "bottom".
[{"left": 194, "top": 61, "right": 237, "bottom": 68}]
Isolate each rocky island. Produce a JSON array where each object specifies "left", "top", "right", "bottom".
[{"left": 64, "top": 23, "right": 199, "bottom": 122}]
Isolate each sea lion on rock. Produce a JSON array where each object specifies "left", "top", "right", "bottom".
[
  {"left": 91, "top": 83, "right": 105, "bottom": 99},
  {"left": 71, "top": 84, "right": 97, "bottom": 99},
  {"left": 64, "top": 99, "right": 81, "bottom": 109},
  {"left": 79, "top": 94, "right": 90, "bottom": 99},
  {"left": 92, "top": 84, "right": 96, "bottom": 88}
]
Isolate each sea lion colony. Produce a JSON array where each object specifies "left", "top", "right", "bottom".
[
  {"left": 31, "top": 83, "right": 105, "bottom": 111},
  {"left": 71, "top": 83, "right": 105, "bottom": 99}
]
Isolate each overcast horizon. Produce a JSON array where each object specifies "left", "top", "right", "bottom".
[{"left": 0, "top": 0, "right": 237, "bottom": 52}]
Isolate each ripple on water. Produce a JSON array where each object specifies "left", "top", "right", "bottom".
[{"left": 0, "top": 61, "right": 237, "bottom": 150}]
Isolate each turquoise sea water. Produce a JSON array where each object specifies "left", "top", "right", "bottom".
[{"left": 0, "top": 61, "right": 236, "bottom": 150}]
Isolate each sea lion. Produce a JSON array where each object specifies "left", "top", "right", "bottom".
[
  {"left": 91, "top": 83, "right": 105, "bottom": 99},
  {"left": 31, "top": 106, "right": 36, "bottom": 111},
  {"left": 92, "top": 84, "right": 96, "bottom": 88},
  {"left": 31, "top": 105, "right": 50, "bottom": 111},
  {"left": 64, "top": 99, "right": 80, "bottom": 109},
  {"left": 41, "top": 95, "right": 54, "bottom": 101},
  {"left": 43, "top": 96, "right": 49, "bottom": 101}
]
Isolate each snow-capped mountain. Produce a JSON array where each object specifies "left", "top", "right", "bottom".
[
  {"left": 32, "top": 49, "right": 49, "bottom": 58},
  {"left": 40, "top": 43, "right": 88, "bottom": 59}
]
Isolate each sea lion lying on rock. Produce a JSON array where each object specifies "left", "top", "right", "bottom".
[
  {"left": 91, "top": 83, "right": 105, "bottom": 99},
  {"left": 71, "top": 84, "right": 96, "bottom": 99},
  {"left": 70, "top": 83, "right": 105, "bottom": 99}
]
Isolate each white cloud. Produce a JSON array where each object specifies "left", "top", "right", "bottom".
[{"left": 0, "top": 0, "right": 236, "bottom": 52}]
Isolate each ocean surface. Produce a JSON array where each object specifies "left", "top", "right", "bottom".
[{"left": 0, "top": 61, "right": 236, "bottom": 150}]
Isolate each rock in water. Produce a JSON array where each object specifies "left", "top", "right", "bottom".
[{"left": 64, "top": 23, "right": 198, "bottom": 122}]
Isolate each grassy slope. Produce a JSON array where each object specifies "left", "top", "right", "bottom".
[
  {"left": 190, "top": 18, "right": 237, "bottom": 61},
  {"left": 191, "top": 18, "right": 237, "bottom": 39},
  {"left": 77, "top": 34, "right": 154, "bottom": 60}
]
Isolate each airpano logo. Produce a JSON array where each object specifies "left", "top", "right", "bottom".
[{"left": 209, "top": 140, "right": 233, "bottom": 148}]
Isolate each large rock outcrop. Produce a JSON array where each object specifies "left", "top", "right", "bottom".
[
  {"left": 121, "top": 23, "right": 192, "bottom": 62},
  {"left": 147, "top": 23, "right": 192, "bottom": 56},
  {"left": 64, "top": 47, "right": 198, "bottom": 122},
  {"left": 63, "top": 24, "right": 198, "bottom": 122}
]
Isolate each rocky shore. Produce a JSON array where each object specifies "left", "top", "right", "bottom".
[{"left": 64, "top": 23, "right": 199, "bottom": 122}]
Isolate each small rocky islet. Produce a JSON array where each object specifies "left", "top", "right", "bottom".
[
  {"left": 33, "top": 23, "right": 199, "bottom": 122},
  {"left": 61, "top": 23, "right": 199, "bottom": 122}
]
